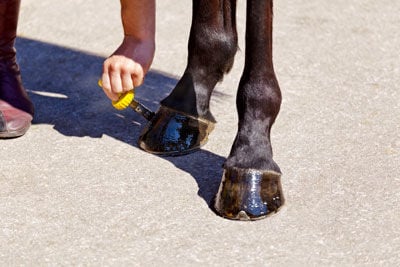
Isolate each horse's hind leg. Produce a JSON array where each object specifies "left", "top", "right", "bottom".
[
  {"left": 214, "top": 0, "right": 285, "bottom": 220},
  {"left": 139, "top": 0, "right": 238, "bottom": 155}
]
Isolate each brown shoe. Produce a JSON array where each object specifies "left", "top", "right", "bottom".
[{"left": 0, "top": 99, "right": 32, "bottom": 138}]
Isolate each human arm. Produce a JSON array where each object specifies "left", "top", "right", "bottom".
[{"left": 101, "top": 0, "right": 156, "bottom": 101}]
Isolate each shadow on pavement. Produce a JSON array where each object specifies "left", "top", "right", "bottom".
[{"left": 16, "top": 37, "right": 225, "bottom": 207}]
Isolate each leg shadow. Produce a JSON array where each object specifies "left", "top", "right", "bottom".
[
  {"left": 16, "top": 37, "right": 227, "bottom": 207},
  {"left": 167, "top": 150, "right": 225, "bottom": 206}
]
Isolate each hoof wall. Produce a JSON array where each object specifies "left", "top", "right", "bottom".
[
  {"left": 138, "top": 106, "right": 215, "bottom": 156},
  {"left": 214, "top": 167, "right": 285, "bottom": 221}
]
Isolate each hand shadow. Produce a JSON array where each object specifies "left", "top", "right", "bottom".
[{"left": 16, "top": 37, "right": 225, "bottom": 208}]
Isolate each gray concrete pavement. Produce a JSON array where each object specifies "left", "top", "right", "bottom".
[{"left": 1, "top": 0, "right": 399, "bottom": 265}]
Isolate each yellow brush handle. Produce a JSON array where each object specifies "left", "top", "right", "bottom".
[{"left": 97, "top": 79, "right": 135, "bottom": 110}]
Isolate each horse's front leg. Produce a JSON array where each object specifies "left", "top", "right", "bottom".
[
  {"left": 139, "top": 0, "right": 238, "bottom": 155},
  {"left": 214, "top": 0, "right": 285, "bottom": 220}
]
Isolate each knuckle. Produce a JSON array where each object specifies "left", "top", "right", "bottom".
[{"left": 109, "top": 62, "right": 122, "bottom": 72}]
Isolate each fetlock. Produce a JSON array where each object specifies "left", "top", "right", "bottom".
[
  {"left": 160, "top": 72, "right": 216, "bottom": 122},
  {"left": 225, "top": 79, "right": 282, "bottom": 172},
  {"left": 160, "top": 31, "right": 237, "bottom": 122},
  {"left": 161, "top": 0, "right": 238, "bottom": 121},
  {"left": 224, "top": 129, "right": 281, "bottom": 173}
]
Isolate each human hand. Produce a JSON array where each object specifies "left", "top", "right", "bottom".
[{"left": 101, "top": 36, "right": 155, "bottom": 101}]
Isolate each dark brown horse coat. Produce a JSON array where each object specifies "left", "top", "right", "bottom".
[{"left": 139, "top": 0, "right": 284, "bottom": 220}]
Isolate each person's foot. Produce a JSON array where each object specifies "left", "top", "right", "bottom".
[
  {"left": 0, "top": 61, "right": 34, "bottom": 138},
  {"left": 0, "top": 99, "right": 32, "bottom": 138}
]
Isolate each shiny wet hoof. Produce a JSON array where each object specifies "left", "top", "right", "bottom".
[
  {"left": 0, "top": 100, "right": 32, "bottom": 138},
  {"left": 214, "top": 167, "right": 285, "bottom": 221},
  {"left": 138, "top": 106, "right": 215, "bottom": 156}
]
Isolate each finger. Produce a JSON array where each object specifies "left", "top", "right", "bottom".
[
  {"left": 131, "top": 62, "right": 145, "bottom": 88},
  {"left": 109, "top": 70, "right": 123, "bottom": 95},
  {"left": 101, "top": 71, "right": 119, "bottom": 101},
  {"left": 121, "top": 72, "right": 134, "bottom": 92}
]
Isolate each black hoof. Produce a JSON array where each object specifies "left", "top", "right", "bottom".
[
  {"left": 138, "top": 106, "right": 215, "bottom": 156},
  {"left": 214, "top": 167, "right": 285, "bottom": 221}
]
